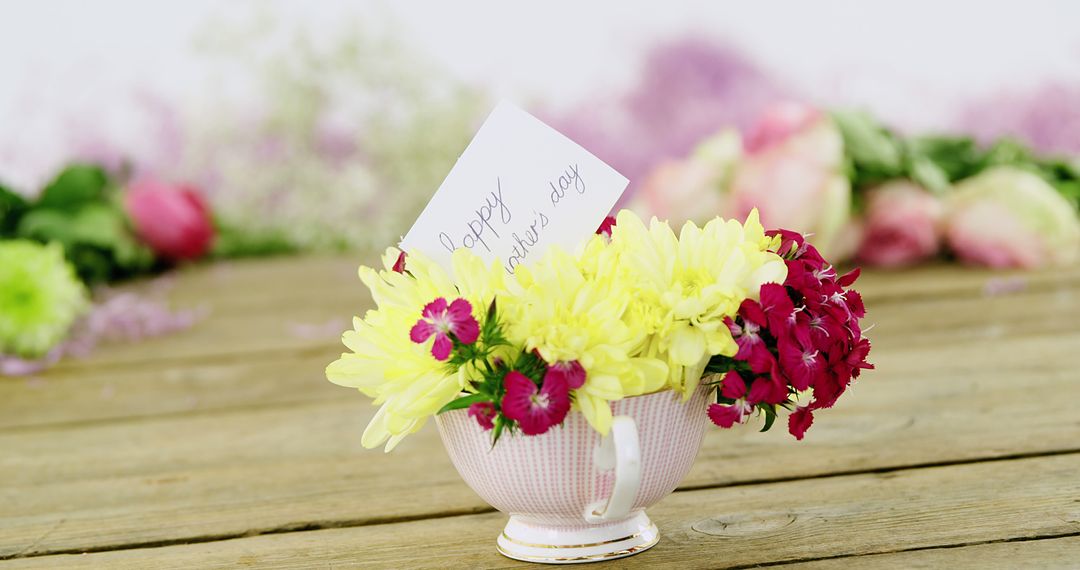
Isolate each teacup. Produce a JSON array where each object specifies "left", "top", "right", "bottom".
[{"left": 436, "top": 386, "right": 710, "bottom": 564}]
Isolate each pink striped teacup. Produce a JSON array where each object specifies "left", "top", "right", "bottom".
[{"left": 436, "top": 386, "right": 710, "bottom": 564}]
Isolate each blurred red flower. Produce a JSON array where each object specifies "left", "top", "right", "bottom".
[{"left": 124, "top": 178, "right": 214, "bottom": 261}]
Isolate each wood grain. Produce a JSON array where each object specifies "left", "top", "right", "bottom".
[
  {"left": 4, "top": 454, "right": 1078, "bottom": 568},
  {"left": 0, "top": 350, "right": 342, "bottom": 430}
]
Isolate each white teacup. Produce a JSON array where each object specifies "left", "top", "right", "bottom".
[{"left": 436, "top": 386, "right": 710, "bottom": 564}]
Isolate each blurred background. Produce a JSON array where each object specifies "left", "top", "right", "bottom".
[{"left": 2, "top": 0, "right": 1079, "bottom": 370}]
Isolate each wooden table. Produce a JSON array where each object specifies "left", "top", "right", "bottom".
[{"left": 2, "top": 256, "right": 1079, "bottom": 569}]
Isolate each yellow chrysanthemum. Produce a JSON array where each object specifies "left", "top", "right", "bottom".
[
  {"left": 608, "top": 209, "right": 787, "bottom": 396},
  {"left": 0, "top": 241, "right": 88, "bottom": 358},
  {"left": 326, "top": 247, "right": 505, "bottom": 451},
  {"left": 503, "top": 246, "right": 668, "bottom": 434}
]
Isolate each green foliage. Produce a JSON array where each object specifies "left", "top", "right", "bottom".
[
  {"left": 35, "top": 164, "right": 109, "bottom": 212},
  {"left": 436, "top": 393, "right": 489, "bottom": 415},
  {"left": 434, "top": 299, "right": 551, "bottom": 445},
  {"left": 11, "top": 166, "right": 156, "bottom": 285},
  {"left": 832, "top": 109, "right": 1080, "bottom": 212},
  {"left": 0, "top": 185, "right": 28, "bottom": 236},
  {"left": 759, "top": 405, "right": 777, "bottom": 433},
  {"left": 831, "top": 109, "right": 905, "bottom": 189},
  {"left": 708, "top": 364, "right": 792, "bottom": 435},
  {"left": 1040, "top": 157, "right": 1080, "bottom": 210},
  {"left": 3, "top": 161, "right": 305, "bottom": 287},
  {"left": 704, "top": 354, "right": 749, "bottom": 376}
]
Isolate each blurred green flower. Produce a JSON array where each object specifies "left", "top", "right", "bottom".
[{"left": 0, "top": 241, "right": 89, "bottom": 357}]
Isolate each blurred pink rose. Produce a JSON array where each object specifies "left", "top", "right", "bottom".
[
  {"left": 946, "top": 167, "right": 1080, "bottom": 269},
  {"left": 856, "top": 181, "right": 944, "bottom": 268},
  {"left": 743, "top": 102, "right": 821, "bottom": 154},
  {"left": 124, "top": 178, "right": 215, "bottom": 261},
  {"left": 725, "top": 102, "right": 856, "bottom": 261},
  {"left": 629, "top": 131, "right": 740, "bottom": 227}
]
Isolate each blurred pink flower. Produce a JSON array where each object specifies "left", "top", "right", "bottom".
[
  {"left": 124, "top": 178, "right": 215, "bottom": 261},
  {"left": 856, "top": 180, "right": 944, "bottom": 268},
  {"left": 946, "top": 167, "right": 1080, "bottom": 268},
  {"left": 744, "top": 102, "right": 821, "bottom": 154},
  {"left": 630, "top": 131, "right": 740, "bottom": 227},
  {"left": 725, "top": 103, "right": 857, "bottom": 261}
]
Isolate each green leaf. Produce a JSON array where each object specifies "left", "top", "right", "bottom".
[
  {"left": 0, "top": 184, "right": 28, "bottom": 236},
  {"left": 490, "top": 416, "right": 507, "bottom": 448},
  {"left": 831, "top": 110, "right": 904, "bottom": 178},
  {"left": 16, "top": 202, "right": 155, "bottom": 284},
  {"left": 437, "top": 393, "right": 489, "bottom": 415},
  {"left": 35, "top": 165, "right": 110, "bottom": 212},
  {"left": 908, "top": 156, "right": 951, "bottom": 195},
  {"left": 905, "top": 136, "right": 984, "bottom": 182},
  {"left": 1050, "top": 180, "right": 1080, "bottom": 210},
  {"left": 982, "top": 138, "right": 1032, "bottom": 168},
  {"left": 759, "top": 405, "right": 777, "bottom": 433},
  {"left": 66, "top": 245, "right": 115, "bottom": 284},
  {"left": 16, "top": 208, "right": 76, "bottom": 243}
]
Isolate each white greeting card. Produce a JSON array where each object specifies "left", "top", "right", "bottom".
[{"left": 400, "top": 101, "right": 628, "bottom": 275}]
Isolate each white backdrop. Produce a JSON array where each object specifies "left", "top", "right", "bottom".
[{"left": 2, "top": 0, "right": 1078, "bottom": 191}]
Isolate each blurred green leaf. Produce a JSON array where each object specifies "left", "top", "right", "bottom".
[
  {"left": 1048, "top": 179, "right": 1080, "bottom": 211},
  {"left": 35, "top": 164, "right": 110, "bottom": 212},
  {"left": 908, "top": 156, "right": 951, "bottom": 194},
  {"left": 906, "top": 136, "right": 984, "bottom": 182},
  {"left": 831, "top": 110, "right": 904, "bottom": 181},
  {"left": 65, "top": 245, "right": 116, "bottom": 285},
  {"left": 16, "top": 209, "right": 73, "bottom": 243},
  {"left": 16, "top": 202, "right": 154, "bottom": 284},
  {"left": 982, "top": 138, "right": 1033, "bottom": 168},
  {"left": 0, "top": 184, "right": 28, "bottom": 236}
]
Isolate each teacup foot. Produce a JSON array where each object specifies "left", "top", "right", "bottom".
[{"left": 496, "top": 511, "right": 658, "bottom": 564}]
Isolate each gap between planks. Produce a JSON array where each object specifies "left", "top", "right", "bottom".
[{"left": 767, "top": 534, "right": 1080, "bottom": 569}]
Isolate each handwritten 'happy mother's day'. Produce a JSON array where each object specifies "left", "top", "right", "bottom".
[{"left": 438, "top": 164, "right": 586, "bottom": 275}]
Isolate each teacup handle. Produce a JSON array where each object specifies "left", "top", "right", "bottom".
[{"left": 584, "top": 415, "right": 641, "bottom": 523}]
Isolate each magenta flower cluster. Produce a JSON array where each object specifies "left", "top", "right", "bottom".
[
  {"left": 409, "top": 292, "right": 586, "bottom": 437},
  {"left": 711, "top": 229, "right": 872, "bottom": 439}
]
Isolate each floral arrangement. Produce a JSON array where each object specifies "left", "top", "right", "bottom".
[
  {"left": 0, "top": 163, "right": 221, "bottom": 374},
  {"left": 326, "top": 210, "right": 871, "bottom": 450},
  {"left": 630, "top": 103, "right": 1080, "bottom": 270}
]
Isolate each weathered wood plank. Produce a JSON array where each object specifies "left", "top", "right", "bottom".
[
  {"left": 4, "top": 454, "right": 1078, "bottom": 568},
  {"left": 47, "top": 256, "right": 373, "bottom": 373},
  {"left": 1, "top": 332, "right": 1078, "bottom": 558},
  {"left": 0, "top": 351, "right": 341, "bottom": 430}
]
